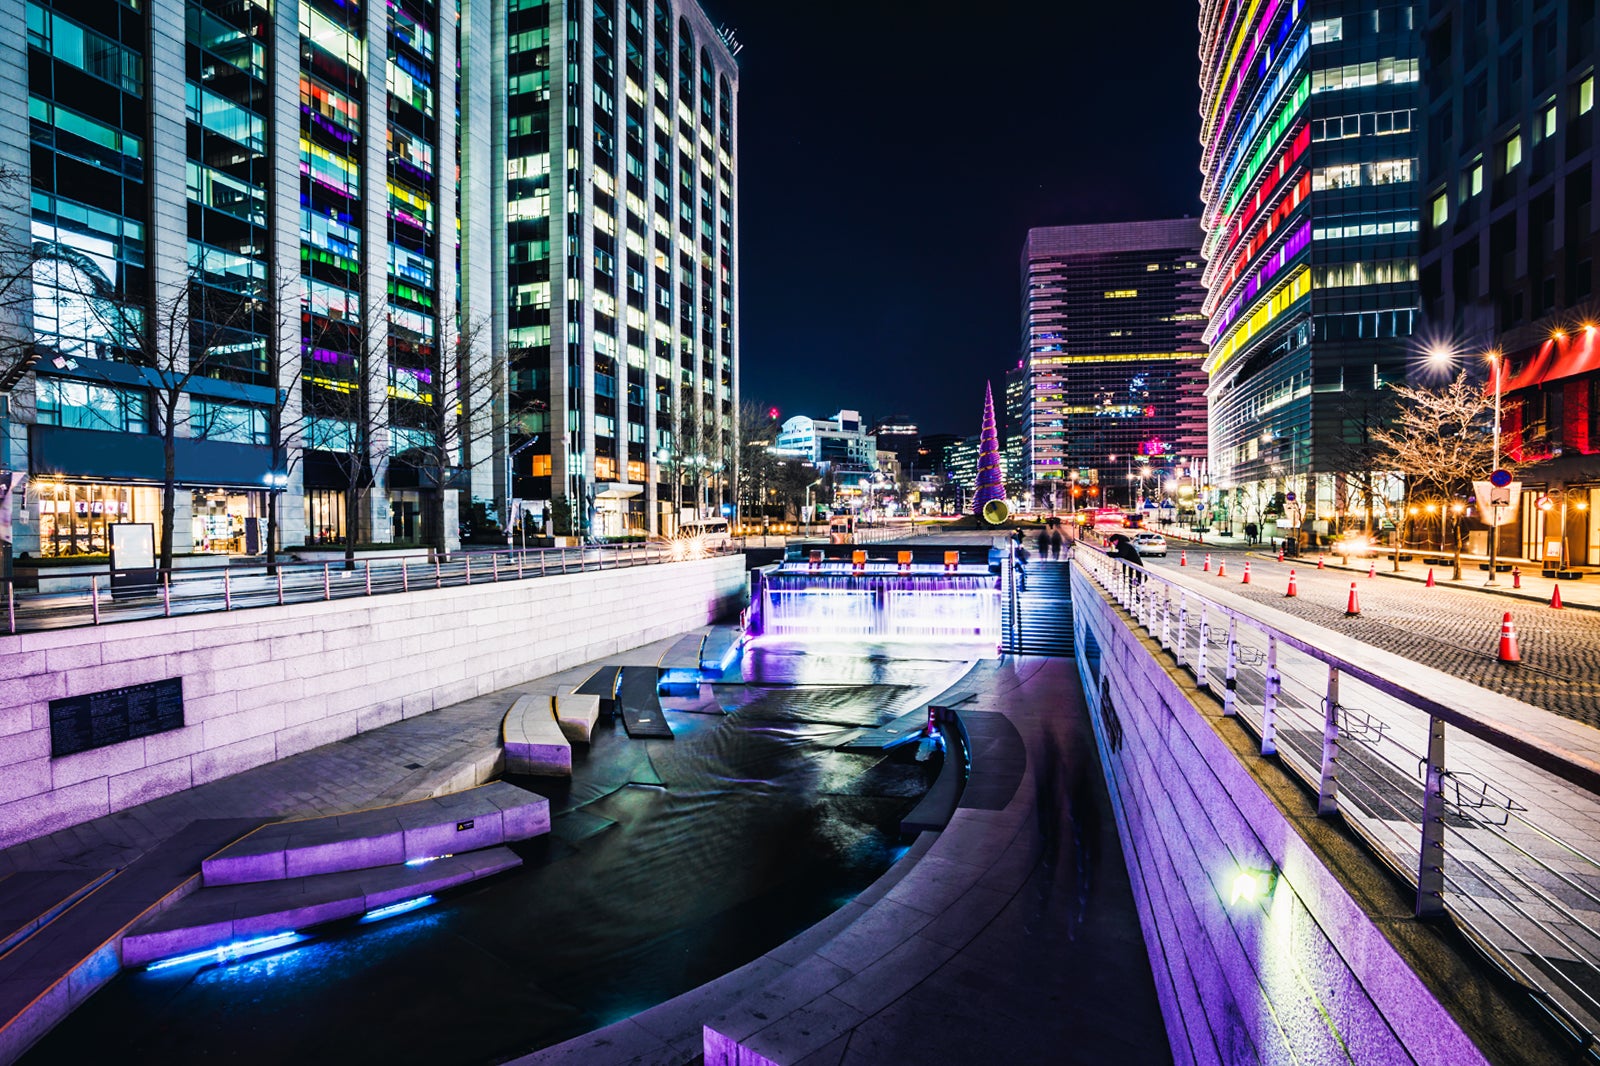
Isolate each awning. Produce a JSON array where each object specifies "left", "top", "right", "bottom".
[
  {"left": 1502, "top": 332, "right": 1600, "bottom": 393},
  {"left": 593, "top": 482, "right": 643, "bottom": 499}
]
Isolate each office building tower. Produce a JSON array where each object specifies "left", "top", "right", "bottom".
[
  {"left": 1419, "top": 0, "right": 1599, "bottom": 562},
  {"left": 1021, "top": 220, "right": 1208, "bottom": 510},
  {"left": 1198, "top": 0, "right": 1422, "bottom": 528},
  {"left": 505, "top": 0, "right": 739, "bottom": 537},
  {"left": 9, "top": 0, "right": 736, "bottom": 561}
]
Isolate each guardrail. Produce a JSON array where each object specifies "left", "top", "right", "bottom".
[
  {"left": 1076, "top": 545, "right": 1600, "bottom": 1051},
  {"left": 8, "top": 542, "right": 736, "bottom": 635}
]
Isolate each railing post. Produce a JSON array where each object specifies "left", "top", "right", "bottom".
[
  {"left": 323, "top": 563, "right": 331, "bottom": 601},
  {"left": 434, "top": 558, "right": 442, "bottom": 589},
  {"left": 1222, "top": 615, "right": 1238, "bottom": 716},
  {"left": 1159, "top": 588, "right": 1171, "bottom": 649},
  {"left": 1195, "top": 603, "right": 1210, "bottom": 687},
  {"left": 465, "top": 556, "right": 472, "bottom": 585},
  {"left": 90, "top": 576, "right": 100, "bottom": 625},
  {"left": 1175, "top": 590, "right": 1188, "bottom": 668},
  {"left": 163, "top": 573, "right": 172, "bottom": 617},
  {"left": 516, "top": 551, "right": 524, "bottom": 579},
  {"left": 492, "top": 554, "right": 499, "bottom": 581},
  {"left": 275, "top": 566, "right": 284, "bottom": 606},
  {"left": 223, "top": 568, "right": 232, "bottom": 611},
  {"left": 402, "top": 559, "right": 410, "bottom": 592},
  {"left": 1416, "top": 715, "right": 1447, "bottom": 918},
  {"left": 1261, "top": 635, "right": 1280, "bottom": 756},
  {"left": 1317, "top": 666, "right": 1341, "bottom": 816},
  {"left": 6, "top": 579, "right": 13, "bottom": 634},
  {"left": 540, "top": 551, "right": 547, "bottom": 576},
  {"left": 364, "top": 561, "right": 372, "bottom": 596}
]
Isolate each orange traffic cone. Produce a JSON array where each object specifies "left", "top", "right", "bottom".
[
  {"left": 1276, "top": 549, "right": 1284, "bottom": 563},
  {"left": 1242, "top": 562, "right": 1251, "bottom": 584},
  {"left": 1180, "top": 550, "right": 1187, "bottom": 566},
  {"left": 1425, "top": 568, "right": 1435, "bottom": 587},
  {"left": 1317, "top": 553, "right": 1325, "bottom": 570},
  {"left": 1498, "top": 612, "right": 1521, "bottom": 663},
  {"left": 1203, "top": 553, "right": 1212, "bottom": 572},
  {"left": 1286, "top": 570, "right": 1298, "bottom": 597},
  {"left": 1345, "top": 581, "right": 1361, "bottom": 616},
  {"left": 1217, "top": 560, "right": 1227, "bottom": 578},
  {"left": 1552, "top": 585, "right": 1564, "bottom": 609},
  {"left": 1367, "top": 561, "right": 1376, "bottom": 579}
]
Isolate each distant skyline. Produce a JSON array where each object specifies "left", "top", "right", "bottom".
[{"left": 711, "top": 0, "right": 1204, "bottom": 436}]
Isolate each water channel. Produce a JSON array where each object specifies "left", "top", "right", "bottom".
[{"left": 23, "top": 647, "right": 972, "bottom": 1066}]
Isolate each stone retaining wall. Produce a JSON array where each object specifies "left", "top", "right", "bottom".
[
  {"left": 1070, "top": 565, "right": 1487, "bottom": 1066},
  {"left": 0, "top": 556, "right": 745, "bottom": 849}
]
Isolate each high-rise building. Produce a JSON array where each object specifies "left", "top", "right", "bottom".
[
  {"left": 1418, "top": 0, "right": 1599, "bottom": 563},
  {"left": 1003, "top": 361, "right": 1028, "bottom": 491},
  {"left": 1198, "top": 1, "right": 1422, "bottom": 528},
  {"left": 1020, "top": 220, "right": 1208, "bottom": 510},
  {"left": 9, "top": 0, "right": 736, "bottom": 561},
  {"left": 505, "top": 0, "right": 739, "bottom": 537}
]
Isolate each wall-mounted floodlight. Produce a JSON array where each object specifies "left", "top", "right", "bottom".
[{"left": 1230, "top": 866, "right": 1279, "bottom": 906}]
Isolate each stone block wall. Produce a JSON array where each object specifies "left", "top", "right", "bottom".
[
  {"left": 1069, "top": 566, "right": 1487, "bottom": 1066},
  {"left": 0, "top": 556, "right": 745, "bottom": 849}
]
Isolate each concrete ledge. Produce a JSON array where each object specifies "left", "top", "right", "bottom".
[
  {"left": 554, "top": 693, "right": 601, "bottom": 744},
  {"left": 503, "top": 695, "right": 574, "bottom": 775},
  {"left": 200, "top": 782, "right": 550, "bottom": 886},
  {"left": 122, "top": 847, "right": 521, "bottom": 966}
]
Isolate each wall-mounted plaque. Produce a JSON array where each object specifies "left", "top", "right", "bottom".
[{"left": 49, "top": 677, "right": 184, "bottom": 758}]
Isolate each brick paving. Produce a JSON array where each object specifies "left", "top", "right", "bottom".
[{"left": 1149, "top": 550, "right": 1600, "bottom": 727}]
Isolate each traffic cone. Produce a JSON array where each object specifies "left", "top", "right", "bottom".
[
  {"left": 1217, "top": 560, "right": 1227, "bottom": 578},
  {"left": 1277, "top": 548, "right": 1284, "bottom": 563},
  {"left": 1425, "top": 568, "right": 1435, "bottom": 587},
  {"left": 1286, "top": 570, "right": 1298, "bottom": 597},
  {"left": 1242, "top": 562, "right": 1251, "bottom": 584},
  {"left": 1180, "top": 550, "right": 1187, "bottom": 566},
  {"left": 1367, "top": 561, "right": 1376, "bottom": 579},
  {"left": 1552, "top": 585, "right": 1564, "bottom": 609},
  {"left": 1512, "top": 567, "right": 1522, "bottom": 589},
  {"left": 1497, "top": 612, "right": 1521, "bottom": 663},
  {"left": 1203, "top": 553, "right": 1212, "bottom": 572},
  {"left": 1317, "top": 553, "right": 1325, "bottom": 570},
  {"left": 1345, "top": 581, "right": 1361, "bottom": 616}
]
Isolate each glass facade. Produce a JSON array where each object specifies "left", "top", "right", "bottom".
[
  {"left": 1199, "top": 0, "right": 1422, "bottom": 519},
  {"left": 1021, "top": 221, "right": 1209, "bottom": 509}
]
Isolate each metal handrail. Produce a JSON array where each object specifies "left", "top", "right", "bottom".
[
  {"left": 1076, "top": 545, "right": 1600, "bottom": 1049},
  {"left": 10, "top": 542, "right": 738, "bottom": 635}
]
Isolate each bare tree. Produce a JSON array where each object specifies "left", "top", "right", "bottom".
[
  {"left": 735, "top": 399, "right": 780, "bottom": 534},
  {"left": 1372, "top": 372, "right": 1504, "bottom": 578}
]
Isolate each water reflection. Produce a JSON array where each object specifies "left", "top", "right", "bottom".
[{"left": 24, "top": 664, "right": 964, "bottom": 1066}]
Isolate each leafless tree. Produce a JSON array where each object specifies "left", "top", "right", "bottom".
[{"left": 1372, "top": 372, "right": 1504, "bottom": 578}]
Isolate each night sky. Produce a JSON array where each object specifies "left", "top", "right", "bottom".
[{"left": 708, "top": 0, "right": 1204, "bottom": 436}]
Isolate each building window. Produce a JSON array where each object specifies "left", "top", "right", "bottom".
[
  {"left": 1535, "top": 102, "right": 1557, "bottom": 143},
  {"left": 1461, "top": 159, "right": 1484, "bottom": 201},
  {"left": 1368, "top": 159, "right": 1413, "bottom": 184},
  {"left": 36, "top": 377, "right": 148, "bottom": 433},
  {"left": 193, "top": 398, "right": 269, "bottom": 445},
  {"left": 1313, "top": 163, "right": 1363, "bottom": 189},
  {"left": 1581, "top": 74, "right": 1595, "bottom": 115},
  {"left": 1431, "top": 191, "right": 1449, "bottom": 228},
  {"left": 1310, "top": 17, "right": 1343, "bottom": 43},
  {"left": 1503, "top": 132, "right": 1522, "bottom": 172}
]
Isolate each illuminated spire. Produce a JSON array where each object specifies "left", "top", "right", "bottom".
[{"left": 973, "top": 381, "right": 1005, "bottom": 512}]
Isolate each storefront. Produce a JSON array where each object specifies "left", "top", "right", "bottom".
[
  {"left": 190, "top": 489, "right": 264, "bottom": 555},
  {"left": 32, "top": 480, "right": 159, "bottom": 558}
]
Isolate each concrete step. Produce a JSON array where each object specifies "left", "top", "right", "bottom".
[
  {"left": 502, "top": 694, "right": 573, "bottom": 776},
  {"left": 0, "top": 870, "right": 116, "bottom": 957},
  {"left": 122, "top": 847, "right": 522, "bottom": 967},
  {"left": 0, "top": 819, "right": 260, "bottom": 1064},
  {"left": 200, "top": 782, "right": 550, "bottom": 887}
]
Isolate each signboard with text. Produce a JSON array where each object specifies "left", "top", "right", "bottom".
[{"left": 49, "top": 677, "right": 185, "bottom": 758}]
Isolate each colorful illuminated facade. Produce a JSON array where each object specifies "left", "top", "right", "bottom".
[
  {"left": 1419, "top": 0, "right": 1600, "bottom": 564},
  {"left": 1198, "top": 0, "right": 1422, "bottom": 523},
  {"left": 8, "top": 0, "right": 735, "bottom": 559},
  {"left": 1020, "top": 220, "right": 1208, "bottom": 509}
]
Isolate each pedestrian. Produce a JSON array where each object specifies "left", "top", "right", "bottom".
[
  {"left": 1244, "top": 521, "right": 1258, "bottom": 546},
  {"left": 1037, "top": 528, "right": 1051, "bottom": 559}
]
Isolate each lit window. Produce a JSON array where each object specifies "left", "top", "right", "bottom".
[
  {"left": 1310, "top": 17, "right": 1343, "bottom": 43},
  {"left": 1580, "top": 74, "right": 1595, "bottom": 116},
  {"left": 1367, "top": 158, "right": 1413, "bottom": 184},
  {"left": 1431, "top": 191, "right": 1449, "bottom": 228},
  {"left": 1540, "top": 102, "right": 1557, "bottom": 140},
  {"left": 1503, "top": 132, "right": 1522, "bottom": 171}
]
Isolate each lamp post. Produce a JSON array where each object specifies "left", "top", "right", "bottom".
[{"left": 1487, "top": 349, "right": 1504, "bottom": 584}]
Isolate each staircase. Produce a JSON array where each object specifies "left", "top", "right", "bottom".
[{"left": 1001, "top": 555, "right": 1074, "bottom": 656}]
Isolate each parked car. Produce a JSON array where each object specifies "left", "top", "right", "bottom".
[{"left": 1132, "top": 532, "right": 1168, "bottom": 557}]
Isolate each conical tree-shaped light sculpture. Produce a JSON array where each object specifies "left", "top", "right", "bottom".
[{"left": 973, "top": 381, "right": 1006, "bottom": 517}]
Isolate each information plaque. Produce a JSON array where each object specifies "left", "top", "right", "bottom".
[{"left": 49, "top": 677, "right": 185, "bottom": 758}]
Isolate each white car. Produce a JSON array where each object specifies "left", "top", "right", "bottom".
[{"left": 1132, "top": 532, "right": 1168, "bottom": 557}]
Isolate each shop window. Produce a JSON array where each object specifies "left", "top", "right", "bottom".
[{"left": 34, "top": 481, "right": 158, "bottom": 558}]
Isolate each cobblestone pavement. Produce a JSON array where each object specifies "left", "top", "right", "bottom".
[{"left": 1146, "top": 550, "right": 1600, "bottom": 727}]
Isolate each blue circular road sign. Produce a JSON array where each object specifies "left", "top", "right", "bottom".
[{"left": 1490, "top": 469, "right": 1512, "bottom": 487}]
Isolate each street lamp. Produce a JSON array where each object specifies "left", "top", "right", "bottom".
[{"left": 1430, "top": 345, "right": 1505, "bottom": 583}]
